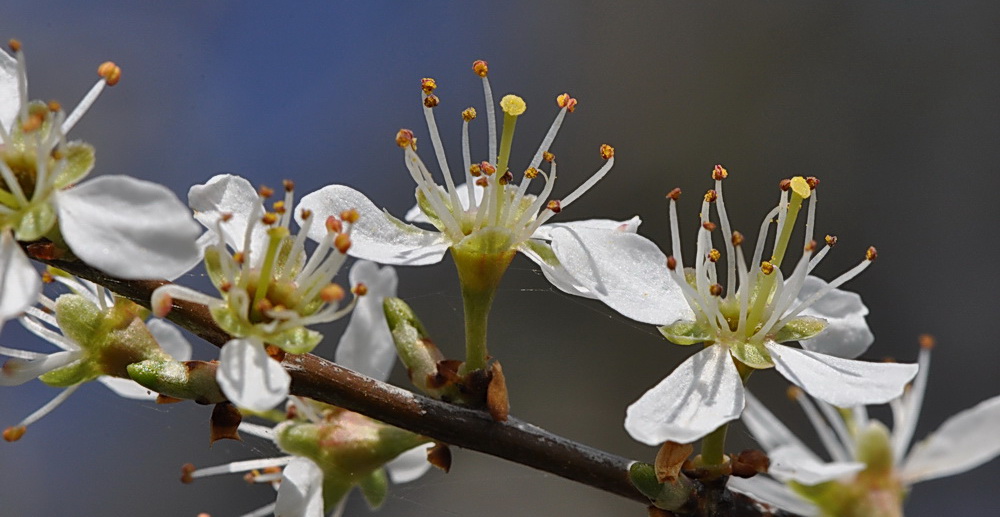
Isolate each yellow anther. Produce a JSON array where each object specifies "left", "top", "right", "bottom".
[
  {"left": 825, "top": 234, "right": 838, "bottom": 247},
  {"left": 462, "top": 107, "right": 477, "bottom": 121},
  {"left": 325, "top": 216, "right": 342, "bottom": 233},
  {"left": 340, "top": 209, "right": 360, "bottom": 223},
  {"left": 556, "top": 93, "right": 577, "bottom": 112},
  {"left": 97, "top": 61, "right": 122, "bottom": 86},
  {"left": 546, "top": 200, "right": 562, "bottom": 213},
  {"left": 21, "top": 113, "right": 43, "bottom": 133},
  {"left": 667, "top": 188, "right": 682, "bottom": 201},
  {"left": 47, "top": 100, "right": 62, "bottom": 112},
  {"left": 786, "top": 386, "right": 803, "bottom": 400},
  {"left": 41, "top": 271, "right": 54, "bottom": 283},
  {"left": 233, "top": 252, "right": 245, "bottom": 264},
  {"left": 919, "top": 334, "right": 936, "bottom": 350},
  {"left": 712, "top": 164, "right": 728, "bottom": 180},
  {"left": 475, "top": 177, "right": 489, "bottom": 187},
  {"left": 707, "top": 249, "right": 721, "bottom": 262},
  {"left": 258, "top": 186, "right": 275, "bottom": 198},
  {"left": 334, "top": 233, "right": 352, "bottom": 254},
  {"left": 480, "top": 161, "right": 497, "bottom": 175},
  {"left": 472, "top": 60, "right": 489, "bottom": 77},
  {"left": 866, "top": 246, "right": 878, "bottom": 261},
  {"left": 790, "top": 176, "right": 811, "bottom": 199},
  {"left": 8, "top": 39, "right": 22, "bottom": 52},
  {"left": 600, "top": 144, "right": 615, "bottom": 160},
  {"left": 423, "top": 94, "right": 440, "bottom": 108},
  {"left": 396, "top": 129, "right": 417, "bottom": 150},
  {"left": 421, "top": 77, "right": 437, "bottom": 94},
  {"left": 320, "top": 284, "right": 346, "bottom": 302},
  {"left": 499, "top": 170, "right": 513, "bottom": 185},
  {"left": 469, "top": 163, "right": 482, "bottom": 177},
  {"left": 731, "top": 231, "right": 744, "bottom": 246},
  {"left": 300, "top": 208, "right": 312, "bottom": 220},
  {"left": 779, "top": 178, "right": 792, "bottom": 191},
  {"left": 806, "top": 176, "right": 820, "bottom": 190},
  {"left": 543, "top": 151, "right": 555, "bottom": 162},
  {"left": 524, "top": 167, "right": 539, "bottom": 179},
  {"left": 272, "top": 201, "right": 286, "bottom": 214},
  {"left": 709, "top": 284, "right": 723, "bottom": 296},
  {"left": 804, "top": 240, "right": 817, "bottom": 252},
  {"left": 500, "top": 94, "right": 526, "bottom": 116},
  {"left": 704, "top": 189, "right": 718, "bottom": 203},
  {"left": 283, "top": 179, "right": 295, "bottom": 192},
  {"left": 261, "top": 213, "right": 278, "bottom": 225},
  {"left": 760, "top": 261, "right": 775, "bottom": 275},
  {"left": 702, "top": 221, "right": 717, "bottom": 232}
]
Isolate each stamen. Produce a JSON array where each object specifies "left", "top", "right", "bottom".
[
  {"left": 185, "top": 456, "right": 295, "bottom": 480},
  {"left": 792, "top": 388, "right": 853, "bottom": 462},
  {"left": 461, "top": 108, "right": 477, "bottom": 207},
  {"left": 63, "top": 61, "right": 120, "bottom": 134},
  {"left": 559, "top": 145, "right": 615, "bottom": 207},
  {"left": 474, "top": 60, "right": 498, "bottom": 168},
  {"left": 893, "top": 336, "right": 933, "bottom": 459},
  {"left": 420, "top": 80, "right": 463, "bottom": 215},
  {"left": 8, "top": 384, "right": 81, "bottom": 435}
]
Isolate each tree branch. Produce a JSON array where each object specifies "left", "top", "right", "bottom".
[{"left": 38, "top": 255, "right": 795, "bottom": 516}]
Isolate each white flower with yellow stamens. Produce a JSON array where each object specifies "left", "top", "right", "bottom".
[
  {"left": 550, "top": 167, "right": 918, "bottom": 444},
  {"left": 152, "top": 174, "right": 396, "bottom": 411},
  {"left": 296, "top": 60, "right": 631, "bottom": 292},
  {"left": 730, "top": 337, "right": 1000, "bottom": 517},
  {"left": 0, "top": 41, "right": 201, "bottom": 324}
]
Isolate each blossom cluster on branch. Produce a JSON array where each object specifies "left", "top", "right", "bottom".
[{"left": 1, "top": 40, "right": 998, "bottom": 517}]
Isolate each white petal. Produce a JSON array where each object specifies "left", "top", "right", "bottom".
[
  {"left": 216, "top": 339, "right": 290, "bottom": 411},
  {"left": 145, "top": 318, "right": 192, "bottom": 361},
  {"left": 519, "top": 239, "right": 596, "bottom": 299},
  {"left": 550, "top": 227, "right": 693, "bottom": 325},
  {"left": 766, "top": 342, "right": 918, "bottom": 407},
  {"left": 742, "top": 391, "right": 822, "bottom": 463},
  {"left": 404, "top": 182, "right": 482, "bottom": 224},
  {"left": 274, "top": 457, "right": 325, "bottom": 517},
  {"left": 386, "top": 444, "right": 433, "bottom": 484},
  {"left": 188, "top": 174, "right": 268, "bottom": 259},
  {"left": 335, "top": 261, "right": 398, "bottom": 381},
  {"left": 0, "top": 350, "right": 79, "bottom": 386},
  {"left": 624, "top": 345, "right": 744, "bottom": 445},
  {"left": 530, "top": 215, "right": 642, "bottom": 241},
  {"left": 795, "top": 276, "right": 873, "bottom": 359},
  {"left": 297, "top": 185, "right": 450, "bottom": 266},
  {"left": 98, "top": 376, "right": 157, "bottom": 400},
  {"left": 0, "top": 231, "right": 41, "bottom": 322},
  {"left": 56, "top": 176, "right": 202, "bottom": 280},
  {"left": 727, "top": 476, "right": 819, "bottom": 517},
  {"left": 768, "top": 444, "right": 865, "bottom": 485},
  {"left": 0, "top": 48, "right": 17, "bottom": 138},
  {"left": 901, "top": 394, "right": 1000, "bottom": 484}
]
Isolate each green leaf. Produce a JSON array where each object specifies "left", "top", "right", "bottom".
[
  {"left": 773, "top": 316, "right": 828, "bottom": 343},
  {"left": 657, "top": 320, "right": 711, "bottom": 345}
]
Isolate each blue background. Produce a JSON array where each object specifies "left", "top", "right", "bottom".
[{"left": 1, "top": 1, "right": 998, "bottom": 516}]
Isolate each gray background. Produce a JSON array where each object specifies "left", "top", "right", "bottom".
[{"left": 1, "top": 1, "right": 998, "bottom": 516}]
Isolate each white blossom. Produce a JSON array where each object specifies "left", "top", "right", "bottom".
[{"left": 550, "top": 169, "right": 917, "bottom": 444}]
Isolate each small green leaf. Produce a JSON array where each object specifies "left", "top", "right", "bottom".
[
  {"left": 658, "top": 320, "right": 711, "bottom": 345},
  {"left": 773, "top": 316, "right": 828, "bottom": 343}
]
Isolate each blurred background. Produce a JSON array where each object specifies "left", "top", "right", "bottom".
[{"left": 1, "top": 1, "right": 998, "bottom": 516}]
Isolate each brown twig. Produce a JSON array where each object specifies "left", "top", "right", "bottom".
[{"left": 37, "top": 255, "right": 796, "bottom": 516}]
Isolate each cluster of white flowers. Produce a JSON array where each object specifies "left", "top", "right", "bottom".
[{"left": 2, "top": 43, "right": 998, "bottom": 517}]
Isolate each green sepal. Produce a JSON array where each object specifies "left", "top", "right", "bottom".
[
  {"left": 773, "top": 316, "right": 828, "bottom": 343},
  {"left": 52, "top": 141, "right": 95, "bottom": 189},
  {"left": 126, "top": 359, "right": 227, "bottom": 404},
  {"left": 414, "top": 187, "right": 446, "bottom": 230},
  {"left": 521, "top": 238, "right": 558, "bottom": 265},
  {"left": 12, "top": 200, "right": 57, "bottom": 241},
  {"left": 628, "top": 462, "right": 663, "bottom": 500},
  {"left": 203, "top": 246, "right": 226, "bottom": 288},
  {"left": 358, "top": 468, "right": 389, "bottom": 509},
  {"left": 729, "top": 339, "right": 774, "bottom": 369},
  {"left": 210, "top": 305, "right": 322, "bottom": 354},
  {"left": 658, "top": 320, "right": 712, "bottom": 345}
]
